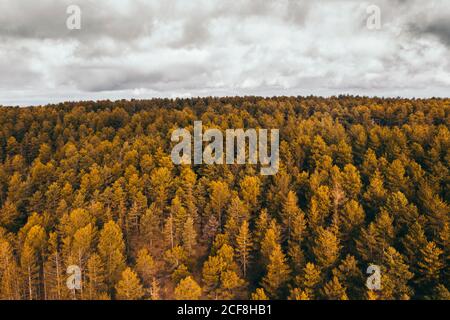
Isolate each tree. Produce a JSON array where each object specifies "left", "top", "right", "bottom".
[
  {"left": 363, "top": 170, "right": 387, "bottom": 214},
  {"left": 0, "top": 201, "right": 20, "bottom": 230},
  {"left": 235, "top": 221, "right": 253, "bottom": 277},
  {"left": 140, "top": 205, "right": 161, "bottom": 248},
  {"left": 135, "top": 248, "right": 156, "bottom": 287},
  {"left": 239, "top": 176, "right": 261, "bottom": 213},
  {"left": 163, "top": 215, "right": 175, "bottom": 249},
  {"left": 262, "top": 245, "right": 290, "bottom": 299},
  {"left": 251, "top": 288, "right": 269, "bottom": 300},
  {"left": 202, "top": 244, "right": 244, "bottom": 299},
  {"left": 289, "top": 288, "right": 310, "bottom": 300},
  {"left": 170, "top": 195, "right": 188, "bottom": 242},
  {"left": 312, "top": 227, "right": 340, "bottom": 270},
  {"left": 98, "top": 220, "right": 126, "bottom": 289},
  {"left": 295, "top": 262, "right": 321, "bottom": 299},
  {"left": 281, "top": 191, "right": 303, "bottom": 242},
  {"left": 115, "top": 268, "right": 145, "bottom": 300},
  {"left": 21, "top": 225, "right": 46, "bottom": 300},
  {"left": 322, "top": 276, "right": 348, "bottom": 300},
  {"left": 381, "top": 247, "right": 414, "bottom": 300},
  {"left": 0, "top": 237, "right": 20, "bottom": 299},
  {"left": 44, "top": 232, "right": 64, "bottom": 300},
  {"left": 174, "top": 276, "right": 202, "bottom": 300},
  {"left": 260, "top": 220, "right": 281, "bottom": 267},
  {"left": 417, "top": 242, "right": 443, "bottom": 288},
  {"left": 224, "top": 196, "right": 249, "bottom": 243},
  {"left": 182, "top": 216, "right": 197, "bottom": 256},
  {"left": 341, "top": 164, "right": 362, "bottom": 200},
  {"left": 86, "top": 254, "right": 106, "bottom": 300},
  {"left": 209, "top": 181, "right": 231, "bottom": 228}
]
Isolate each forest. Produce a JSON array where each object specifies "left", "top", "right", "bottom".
[{"left": 0, "top": 96, "right": 448, "bottom": 300}]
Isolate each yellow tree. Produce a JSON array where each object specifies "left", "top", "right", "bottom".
[
  {"left": 115, "top": 268, "right": 145, "bottom": 300},
  {"left": 98, "top": 220, "right": 126, "bottom": 289},
  {"left": 174, "top": 276, "right": 202, "bottom": 300}
]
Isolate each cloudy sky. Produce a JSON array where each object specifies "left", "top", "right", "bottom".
[{"left": 0, "top": 0, "right": 449, "bottom": 106}]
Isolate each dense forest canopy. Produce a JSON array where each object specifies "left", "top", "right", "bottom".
[{"left": 0, "top": 96, "right": 448, "bottom": 300}]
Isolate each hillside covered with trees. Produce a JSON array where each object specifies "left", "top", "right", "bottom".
[{"left": 0, "top": 96, "right": 448, "bottom": 300}]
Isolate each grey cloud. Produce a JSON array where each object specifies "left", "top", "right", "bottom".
[{"left": 0, "top": 0, "right": 449, "bottom": 106}]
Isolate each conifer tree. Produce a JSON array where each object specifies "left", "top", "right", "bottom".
[
  {"left": 322, "top": 276, "right": 348, "bottom": 300},
  {"left": 312, "top": 227, "right": 340, "bottom": 270},
  {"left": 115, "top": 268, "right": 145, "bottom": 300},
  {"left": 174, "top": 276, "right": 202, "bottom": 300},
  {"left": 239, "top": 176, "right": 261, "bottom": 213},
  {"left": 98, "top": 220, "right": 126, "bottom": 289},
  {"left": 251, "top": 288, "right": 269, "bottom": 300},
  {"left": 363, "top": 170, "right": 387, "bottom": 214},
  {"left": 295, "top": 262, "right": 321, "bottom": 299},
  {"left": 260, "top": 220, "right": 281, "bottom": 267},
  {"left": 381, "top": 247, "right": 414, "bottom": 300},
  {"left": 86, "top": 253, "right": 106, "bottom": 300},
  {"left": 417, "top": 241, "right": 443, "bottom": 287},
  {"left": 182, "top": 216, "right": 197, "bottom": 257},
  {"left": 135, "top": 248, "right": 156, "bottom": 288},
  {"left": 281, "top": 191, "right": 302, "bottom": 242},
  {"left": 262, "top": 245, "right": 290, "bottom": 299},
  {"left": 235, "top": 221, "right": 253, "bottom": 277}
]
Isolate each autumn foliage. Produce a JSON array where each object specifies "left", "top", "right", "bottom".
[{"left": 0, "top": 96, "right": 448, "bottom": 300}]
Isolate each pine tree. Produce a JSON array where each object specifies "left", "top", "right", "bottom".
[
  {"left": 251, "top": 288, "right": 269, "bottom": 300},
  {"left": 0, "top": 237, "right": 20, "bottom": 299},
  {"left": 332, "top": 255, "right": 363, "bottom": 299},
  {"left": 140, "top": 205, "right": 161, "bottom": 248},
  {"left": 254, "top": 209, "right": 270, "bottom": 250},
  {"left": 20, "top": 225, "right": 46, "bottom": 300},
  {"left": 262, "top": 245, "right": 290, "bottom": 299},
  {"left": 235, "top": 221, "right": 253, "bottom": 277},
  {"left": 135, "top": 248, "right": 156, "bottom": 287},
  {"left": 312, "top": 227, "right": 340, "bottom": 270},
  {"left": 363, "top": 170, "right": 387, "bottom": 215},
  {"left": 182, "top": 216, "right": 197, "bottom": 257},
  {"left": 98, "top": 220, "right": 126, "bottom": 290},
  {"left": 289, "top": 288, "right": 310, "bottom": 300},
  {"left": 239, "top": 176, "right": 261, "bottom": 213},
  {"left": 202, "top": 244, "right": 243, "bottom": 299},
  {"left": 86, "top": 253, "right": 106, "bottom": 300},
  {"left": 417, "top": 241, "right": 443, "bottom": 288},
  {"left": 170, "top": 195, "right": 188, "bottom": 242},
  {"left": 224, "top": 196, "right": 249, "bottom": 243},
  {"left": 401, "top": 220, "right": 427, "bottom": 267},
  {"left": 339, "top": 200, "right": 365, "bottom": 241},
  {"left": 209, "top": 181, "right": 231, "bottom": 228},
  {"left": 0, "top": 201, "right": 20, "bottom": 230},
  {"left": 44, "top": 232, "right": 64, "bottom": 300},
  {"left": 115, "top": 268, "right": 145, "bottom": 300},
  {"left": 174, "top": 276, "right": 202, "bottom": 300},
  {"left": 281, "top": 191, "right": 302, "bottom": 242},
  {"left": 341, "top": 164, "right": 362, "bottom": 200},
  {"left": 322, "top": 276, "right": 348, "bottom": 300},
  {"left": 295, "top": 262, "right": 321, "bottom": 299},
  {"left": 163, "top": 215, "right": 175, "bottom": 249},
  {"left": 260, "top": 220, "right": 281, "bottom": 267},
  {"left": 381, "top": 247, "right": 414, "bottom": 300},
  {"left": 150, "top": 277, "right": 160, "bottom": 300}
]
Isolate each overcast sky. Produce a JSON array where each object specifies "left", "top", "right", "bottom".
[{"left": 0, "top": 0, "right": 449, "bottom": 106}]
